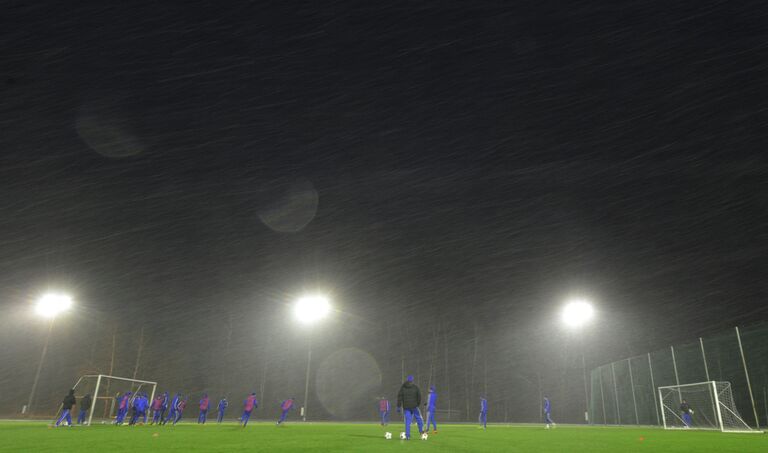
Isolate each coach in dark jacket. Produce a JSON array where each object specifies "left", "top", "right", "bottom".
[
  {"left": 396, "top": 375, "right": 424, "bottom": 439},
  {"left": 55, "top": 389, "right": 76, "bottom": 427}
]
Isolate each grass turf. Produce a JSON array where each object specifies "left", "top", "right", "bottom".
[{"left": 0, "top": 421, "right": 764, "bottom": 452}]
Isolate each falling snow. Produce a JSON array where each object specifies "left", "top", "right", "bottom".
[{"left": 2, "top": 1, "right": 768, "bottom": 424}]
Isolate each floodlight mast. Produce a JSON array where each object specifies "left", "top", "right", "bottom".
[
  {"left": 26, "top": 293, "right": 73, "bottom": 416},
  {"left": 561, "top": 299, "right": 595, "bottom": 423},
  {"left": 294, "top": 294, "right": 331, "bottom": 422}
]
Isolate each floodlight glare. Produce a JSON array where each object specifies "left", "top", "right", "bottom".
[
  {"left": 294, "top": 294, "right": 331, "bottom": 324},
  {"left": 35, "top": 293, "right": 73, "bottom": 318},
  {"left": 561, "top": 299, "right": 594, "bottom": 328}
]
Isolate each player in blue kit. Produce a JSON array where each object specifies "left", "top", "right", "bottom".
[
  {"left": 479, "top": 396, "right": 488, "bottom": 429},
  {"left": 217, "top": 397, "right": 228, "bottom": 423},
  {"left": 162, "top": 393, "right": 182, "bottom": 425},
  {"left": 544, "top": 396, "right": 556, "bottom": 429},
  {"left": 425, "top": 386, "right": 438, "bottom": 434}
]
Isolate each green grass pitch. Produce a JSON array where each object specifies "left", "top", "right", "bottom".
[{"left": 0, "top": 421, "right": 764, "bottom": 452}]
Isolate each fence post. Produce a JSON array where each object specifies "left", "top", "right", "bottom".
[
  {"left": 671, "top": 346, "right": 682, "bottom": 403},
  {"left": 700, "top": 337, "right": 718, "bottom": 422},
  {"left": 735, "top": 326, "right": 760, "bottom": 429},
  {"left": 648, "top": 353, "right": 660, "bottom": 425},
  {"left": 699, "top": 337, "right": 710, "bottom": 381},
  {"left": 611, "top": 362, "right": 621, "bottom": 424},
  {"left": 628, "top": 358, "right": 639, "bottom": 424},
  {"left": 599, "top": 367, "right": 607, "bottom": 425}
]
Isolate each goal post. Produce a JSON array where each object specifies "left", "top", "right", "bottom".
[
  {"left": 68, "top": 374, "right": 157, "bottom": 425},
  {"left": 658, "top": 381, "right": 761, "bottom": 433}
]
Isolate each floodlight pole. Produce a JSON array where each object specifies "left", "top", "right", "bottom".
[
  {"left": 699, "top": 337, "right": 711, "bottom": 381},
  {"left": 581, "top": 352, "right": 589, "bottom": 422},
  {"left": 576, "top": 327, "right": 590, "bottom": 423},
  {"left": 303, "top": 336, "right": 312, "bottom": 422},
  {"left": 26, "top": 318, "right": 55, "bottom": 416}
]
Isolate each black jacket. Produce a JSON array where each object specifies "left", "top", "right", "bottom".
[
  {"left": 397, "top": 381, "right": 421, "bottom": 410},
  {"left": 62, "top": 392, "right": 76, "bottom": 411},
  {"left": 81, "top": 395, "right": 92, "bottom": 411}
]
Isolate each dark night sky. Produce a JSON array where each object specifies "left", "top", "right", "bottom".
[{"left": 2, "top": 0, "right": 768, "bottom": 421}]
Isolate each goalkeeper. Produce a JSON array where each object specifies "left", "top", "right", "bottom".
[{"left": 680, "top": 399, "right": 693, "bottom": 428}]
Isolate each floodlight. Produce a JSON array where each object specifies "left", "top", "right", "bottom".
[
  {"left": 35, "top": 293, "right": 73, "bottom": 318},
  {"left": 294, "top": 294, "right": 331, "bottom": 324},
  {"left": 561, "top": 299, "right": 594, "bottom": 328}
]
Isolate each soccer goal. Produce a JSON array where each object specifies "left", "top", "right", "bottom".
[
  {"left": 658, "top": 381, "right": 759, "bottom": 433},
  {"left": 68, "top": 374, "right": 157, "bottom": 425}
]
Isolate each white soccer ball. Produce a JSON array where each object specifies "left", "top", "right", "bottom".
[
  {"left": 421, "top": 432, "right": 429, "bottom": 441},
  {"left": 399, "top": 432, "right": 407, "bottom": 440},
  {"left": 385, "top": 432, "right": 392, "bottom": 440}
]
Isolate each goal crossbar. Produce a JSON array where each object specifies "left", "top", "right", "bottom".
[
  {"left": 658, "top": 381, "right": 713, "bottom": 390},
  {"left": 79, "top": 374, "right": 158, "bottom": 385}
]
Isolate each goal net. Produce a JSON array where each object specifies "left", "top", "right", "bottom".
[
  {"left": 68, "top": 374, "right": 157, "bottom": 425},
  {"left": 658, "top": 381, "right": 758, "bottom": 433}
]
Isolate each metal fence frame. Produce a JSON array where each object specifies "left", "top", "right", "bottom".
[{"left": 590, "top": 325, "right": 765, "bottom": 429}]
